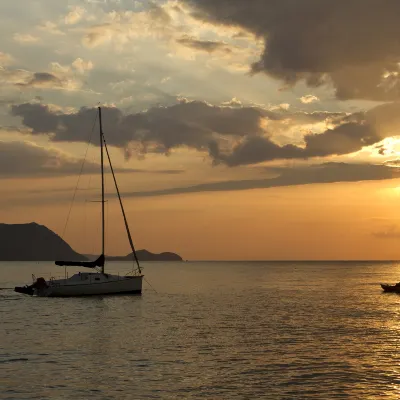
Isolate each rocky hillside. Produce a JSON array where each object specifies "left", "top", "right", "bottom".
[
  {"left": 0, "top": 222, "right": 183, "bottom": 262},
  {"left": 0, "top": 223, "right": 86, "bottom": 261}
]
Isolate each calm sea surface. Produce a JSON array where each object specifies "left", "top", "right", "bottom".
[{"left": 2, "top": 261, "right": 400, "bottom": 399}]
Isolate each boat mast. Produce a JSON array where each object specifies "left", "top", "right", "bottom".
[
  {"left": 103, "top": 136, "right": 142, "bottom": 275},
  {"left": 98, "top": 106, "right": 105, "bottom": 274}
]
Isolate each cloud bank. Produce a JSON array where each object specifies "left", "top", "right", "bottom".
[
  {"left": 0, "top": 141, "right": 95, "bottom": 178},
  {"left": 0, "top": 139, "right": 185, "bottom": 179},
  {"left": 10, "top": 100, "right": 400, "bottom": 166},
  {"left": 183, "top": 0, "right": 400, "bottom": 101},
  {"left": 124, "top": 162, "right": 399, "bottom": 197}
]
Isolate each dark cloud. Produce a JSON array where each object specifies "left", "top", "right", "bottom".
[
  {"left": 11, "top": 100, "right": 266, "bottom": 151},
  {"left": 183, "top": 0, "right": 400, "bottom": 101},
  {"left": 209, "top": 136, "right": 302, "bottom": 166},
  {"left": 0, "top": 140, "right": 184, "bottom": 178},
  {"left": 304, "top": 122, "right": 377, "bottom": 157},
  {"left": 147, "top": 1, "right": 172, "bottom": 24},
  {"left": 176, "top": 35, "right": 231, "bottom": 53},
  {"left": 384, "top": 159, "right": 400, "bottom": 168},
  {"left": 123, "top": 162, "right": 399, "bottom": 197},
  {"left": 10, "top": 100, "right": 399, "bottom": 166},
  {"left": 211, "top": 103, "right": 400, "bottom": 166},
  {"left": 0, "top": 65, "right": 80, "bottom": 91},
  {"left": 15, "top": 72, "right": 71, "bottom": 90},
  {"left": 20, "top": 72, "right": 61, "bottom": 87},
  {"left": 0, "top": 141, "right": 95, "bottom": 178}
]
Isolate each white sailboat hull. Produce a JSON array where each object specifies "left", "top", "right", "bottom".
[{"left": 34, "top": 273, "right": 143, "bottom": 297}]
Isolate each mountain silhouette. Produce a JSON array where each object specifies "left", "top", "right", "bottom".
[
  {"left": 0, "top": 222, "right": 183, "bottom": 262},
  {"left": 0, "top": 222, "right": 85, "bottom": 261},
  {"left": 105, "top": 250, "right": 183, "bottom": 262}
]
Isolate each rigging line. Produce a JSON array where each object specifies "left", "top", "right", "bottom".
[
  {"left": 86, "top": 135, "right": 97, "bottom": 194},
  {"left": 102, "top": 134, "right": 142, "bottom": 275},
  {"left": 61, "top": 111, "right": 98, "bottom": 241},
  {"left": 106, "top": 199, "right": 109, "bottom": 256},
  {"left": 85, "top": 136, "right": 97, "bottom": 258},
  {"left": 144, "top": 277, "right": 158, "bottom": 293},
  {"left": 83, "top": 199, "right": 86, "bottom": 254}
]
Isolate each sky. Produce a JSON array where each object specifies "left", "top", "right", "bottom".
[{"left": 1, "top": 0, "right": 400, "bottom": 260}]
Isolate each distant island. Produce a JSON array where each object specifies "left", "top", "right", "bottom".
[
  {"left": 0, "top": 222, "right": 182, "bottom": 262},
  {"left": 92, "top": 250, "right": 183, "bottom": 262}
]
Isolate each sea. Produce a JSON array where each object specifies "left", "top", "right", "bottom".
[{"left": 2, "top": 261, "right": 400, "bottom": 399}]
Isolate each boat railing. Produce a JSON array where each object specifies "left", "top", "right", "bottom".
[
  {"left": 49, "top": 275, "right": 70, "bottom": 285},
  {"left": 125, "top": 269, "right": 142, "bottom": 277}
]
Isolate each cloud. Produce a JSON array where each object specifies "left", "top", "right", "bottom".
[
  {"left": 211, "top": 102, "right": 400, "bottom": 166},
  {"left": 17, "top": 72, "right": 65, "bottom": 89},
  {"left": 384, "top": 159, "right": 400, "bottom": 168},
  {"left": 176, "top": 35, "right": 231, "bottom": 53},
  {"left": 14, "top": 72, "right": 82, "bottom": 91},
  {"left": 0, "top": 140, "right": 95, "bottom": 178},
  {"left": 50, "top": 58, "right": 94, "bottom": 77},
  {"left": 65, "top": 6, "right": 85, "bottom": 25},
  {"left": 0, "top": 140, "right": 185, "bottom": 179},
  {"left": 13, "top": 33, "right": 40, "bottom": 44},
  {"left": 10, "top": 100, "right": 267, "bottom": 152},
  {"left": 37, "top": 21, "right": 65, "bottom": 36},
  {"left": 270, "top": 103, "right": 290, "bottom": 111},
  {"left": 210, "top": 122, "right": 375, "bottom": 166},
  {"left": 209, "top": 135, "right": 302, "bottom": 166},
  {"left": 71, "top": 58, "right": 93, "bottom": 74},
  {"left": 183, "top": 0, "right": 400, "bottom": 101},
  {"left": 373, "top": 225, "right": 400, "bottom": 239},
  {"left": 11, "top": 100, "right": 400, "bottom": 166},
  {"left": 221, "top": 97, "right": 242, "bottom": 107},
  {"left": 0, "top": 67, "right": 33, "bottom": 86},
  {"left": 0, "top": 52, "right": 14, "bottom": 66},
  {"left": 0, "top": 57, "right": 92, "bottom": 91},
  {"left": 300, "top": 95, "right": 319, "bottom": 104},
  {"left": 123, "top": 162, "right": 399, "bottom": 197},
  {"left": 82, "top": 4, "right": 172, "bottom": 48}
]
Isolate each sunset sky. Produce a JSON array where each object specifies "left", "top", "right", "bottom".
[{"left": 1, "top": 0, "right": 400, "bottom": 260}]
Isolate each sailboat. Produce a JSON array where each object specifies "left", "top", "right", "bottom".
[{"left": 14, "top": 107, "right": 143, "bottom": 297}]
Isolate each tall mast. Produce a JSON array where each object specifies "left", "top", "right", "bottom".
[
  {"left": 103, "top": 135, "right": 142, "bottom": 275},
  {"left": 98, "top": 107, "right": 105, "bottom": 274}
]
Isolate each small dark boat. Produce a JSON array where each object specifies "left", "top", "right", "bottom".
[{"left": 381, "top": 283, "right": 400, "bottom": 293}]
